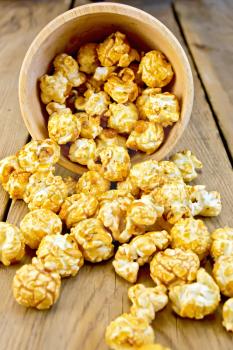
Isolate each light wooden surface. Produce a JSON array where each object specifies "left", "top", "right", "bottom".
[{"left": 0, "top": 1, "right": 233, "bottom": 350}]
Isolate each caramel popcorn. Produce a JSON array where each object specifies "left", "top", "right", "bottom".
[
  {"left": 77, "top": 43, "right": 99, "bottom": 74},
  {"left": 117, "top": 176, "right": 140, "bottom": 197},
  {"left": 97, "top": 31, "right": 130, "bottom": 67},
  {"left": 210, "top": 227, "right": 233, "bottom": 260},
  {"left": 69, "top": 138, "right": 96, "bottom": 166},
  {"left": 77, "top": 112, "right": 102, "bottom": 139},
  {"left": 96, "top": 129, "right": 127, "bottom": 153},
  {"left": 107, "top": 102, "right": 138, "bottom": 134},
  {"left": 170, "top": 218, "right": 211, "bottom": 260},
  {"left": 118, "top": 48, "right": 140, "bottom": 67},
  {"left": 105, "top": 313, "right": 154, "bottom": 350},
  {"left": 0, "top": 155, "right": 20, "bottom": 185},
  {"left": 212, "top": 256, "right": 233, "bottom": 297},
  {"left": 17, "top": 139, "right": 60, "bottom": 173},
  {"left": 128, "top": 284, "right": 168, "bottom": 322},
  {"left": 24, "top": 172, "right": 68, "bottom": 213},
  {"left": 138, "top": 345, "right": 171, "bottom": 350},
  {"left": 0, "top": 222, "right": 25, "bottom": 266},
  {"left": 150, "top": 248, "right": 200, "bottom": 288},
  {"left": 126, "top": 121, "right": 164, "bottom": 154},
  {"left": 20, "top": 209, "right": 62, "bottom": 249},
  {"left": 76, "top": 170, "right": 110, "bottom": 197},
  {"left": 169, "top": 268, "right": 220, "bottom": 319},
  {"left": 85, "top": 90, "right": 110, "bottom": 116},
  {"left": 138, "top": 50, "right": 173, "bottom": 88},
  {"left": 104, "top": 68, "right": 138, "bottom": 103},
  {"left": 48, "top": 108, "right": 81, "bottom": 144},
  {"left": 46, "top": 102, "right": 67, "bottom": 115},
  {"left": 71, "top": 218, "right": 114, "bottom": 262},
  {"left": 171, "top": 150, "right": 202, "bottom": 182},
  {"left": 63, "top": 176, "right": 77, "bottom": 196},
  {"left": 40, "top": 71, "right": 71, "bottom": 104},
  {"left": 37, "top": 234, "right": 84, "bottom": 277},
  {"left": 4, "top": 170, "right": 31, "bottom": 200},
  {"left": 187, "top": 185, "right": 222, "bottom": 217},
  {"left": 53, "top": 53, "right": 86, "bottom": 87},
  {"left": 13, "top": 257, "right": 61, "bottom": 310},
  {"left": 222, "top": 298, "right": 233, "bottom": 332},
  {"left": 93, "top": 66, "right": 116, "bottom": 81}
]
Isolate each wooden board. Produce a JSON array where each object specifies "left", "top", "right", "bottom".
[{"left": 0, "top": 1, "right": 233, "bottom": 350}]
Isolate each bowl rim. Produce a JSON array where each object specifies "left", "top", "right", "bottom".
[{"left": 19, "top": 2, "right": 194, "bottom": 174}]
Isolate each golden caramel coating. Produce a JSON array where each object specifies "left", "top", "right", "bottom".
[
  {"left": 97, "top": 31, "right": 130, "bottom": 67},
  {"left": 170, "top": 218, "right": 211, "bottom": 260},
  {"left": 77, "top": 43, "right": 99, "bottom": 74},
  {"left": 222, "top": 298, "right": 233, "bottom": 332},
  {"left": 126, "top": 121, "right": 164, "bottom": 154},
  {"left": 150, "top": 248, "right": 200, "bottom": 288},
  {"left": 20, "top": 209, "right": 62, "bottom": 249},
  {"left": 48, "top": 109, "right": 81, "bottom": 144},
  {"left": 59, "top": 193, "right": 98, "bottom": 228},
  {"left": 17, "top": 139, "right": 60, "bottom": 173},
  {"left": 118, "top": 48, "right": 140, "bottom": 67},
  {"left": 37, "top": 234, "right": 84, "bottom": 277},
  {"left": 138, "top": 50, "right": 173, "bottom": 88},
  {"left": 113, "top": 231, "right": 170, "bottom": 283},
  {"left": 93, "top": 66, "right": 116, "bottom": 81},
  {"left": 76, "top": 170, "right": 110, "bottom": 197},
  {"left": 63, "top": 176, "right": 77, "bottom": 196},
  {"left": 4, "top": 170, "right": 31, "bottom": 200},
  {"left": 85, "top": 91, "right": 110, "bottom": 116},
  {"left": 40, "top": 71, "right": 71, "bottom": 104},
  {"left": 105, "top": 313, "right": 154, "bottom": 350},
  {"left": 75, "top": 96, "right": 86, "bottom": 111},
  {"left": 46, "top": 102, "right": 67, "bottom": 115},
  {"left": 71, "top": 218, "right": 114, "bottom": 263},
  {"left": 187, "top": 185, "right": 222, "bottom": 217},
  {"left": 210, "top": 227, "right": 233, "bottom": 260},
  {"left": 77, "top": 112, "right": 102, "bottom": 139},
  {"left": 128, "top": 284, "right": 168, "bottom": 323},
  {"left": 169, "top": 268, "right": 220, "bottom": 319},
  {"left": 0, "top": 155, "right": 20, "bottom": 185},
  {"left": 0, "top": 222, "right": 25, "bottom": 266},
  {"left": 136, "top": 88, "right": 161, "bottom": 120},
  {"left": 53, "top": 53, "right": 86, "bottom": 87},
  {"left": 24, "top": 172, "right": 68, "bottom": 213},
  {"left": 107, "top": 102, "right": 138, "bottom": 134},
  {"left": 213, "top": 256, "right": 233, "bottom": 297},
  {"left": 104, "top": 68, "right": 138, "bottom": 103},
  {"left": 13, "top": 257, "right": 61, "bottom": 310},
  {"left": 171, "top": 150, "right": 203, "bottom": 182},
  {"left": 138, "top": 344, "right": 171, "bottom": 350},
  {"left": 117, "top": 176, "right": 140, "bottom": 197},
  {"left": 69, "top": 138, "right": 96, "bottom": 166},
  {"left": 96, "top": 129, "right": 127, "bottom": 153}
]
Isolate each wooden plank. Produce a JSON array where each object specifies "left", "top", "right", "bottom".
[{"left": 174, "top": 0, "right": 233, "bottom": 160}]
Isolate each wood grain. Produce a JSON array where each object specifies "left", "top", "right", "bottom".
[{"left": 174, "top": 0, "right": 233, "bottom": 160}]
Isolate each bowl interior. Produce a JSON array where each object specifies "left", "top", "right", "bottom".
[{"left": 20, "top": 5, "right": 193, "bottom": 174}]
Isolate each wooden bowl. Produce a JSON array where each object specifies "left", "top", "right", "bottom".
[{"left": 19, "top": 2, "right": 193, "bottom": 175}]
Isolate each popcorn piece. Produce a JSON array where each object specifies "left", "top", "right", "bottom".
[
  {"left": 138, "top": 345, "right": 171, "bottom": 350},
  {"left": 150, "top": 248, "right": 200, "bottom": 288},
  {"left": 77, "top": 43, "right": 99, "bottom": 74},
  {"left": 59, "top": 193, "right": 98, "bottom": 228},
  {"left": 46, "top": 102, "right": 67, "bottom": 115},
  {"left": 40, "top": 71, "right": 71, "bottom": 104},
  {"left": 169, "top": 268, "right": 220, "bottom": 319},
  {"left": 105, "top": 313, "right": 154, "bottom": 350},
  {"left": 63, "top": 176, "right": 77, "bottom": 196},
  {"left": 128, "top": 284, "right": 168, "bottom": 323},
  {"left": 171, "top": 150, "right": 203, "bottom": 182},
  {"left": 222, "top": 298, "right": 233, "bottom": 332},
  {"left": 138, "top": 50, "right": 173, "bottom": 88},
  {"left": 96, "top": 129, "right": 127, "bottom": 153},
  {"left": 37, "top": 234, "right": 84, "bottom": 277},
  {"left": 187, "top": 185, "right": 222, "bottom": 217},
  {"left": 118, "top": 48, "right": 140, "bottom": 67},
  {"left": 213, "top": 256, "right": 233, "bottom": 297},
  {"left": 210, "top": 227, "right": 233, "bottom": 260},
  {"left": 85, "top": 91, "right": 110, "bottom": 116},
  {"left": 126, "top": 120, "right": 164, "bottom": 154},
  {"left": 53, "top": 53, "right": 86, "bottom": 87},
  {"left": 77, "top": 112, "right": 102, "bottom": 139},
  {"left": 104, "top": 68, "right": 138, "bottom": 103},
  {"left": 0, "top": 155, "right": 20, "bottom": 185},
  {"left": 76, "top": 170, "right": 110, "bottom": 197},
  {"left": 97, "top": 31, "right": 130, "bottom": 67},
  {"left": 170, "top": 218, "right": 211, "bottom": 260},
  {"left": 17, "top": 139, "right": 60, "bottom": 173},
  {"left": 69, "top": 138, "right": 96, "bottom": 166},
  {"left": 20, "top": 209, "right": 62, "bottom": 249},
  {"left": 0, "top": 222, "right": 25, "bottom": 266},
  {"left": 24, "top": 172, "right": 68, "bottom": 213},
  {"left": 93, "top": 66, "right": 116, "bottom": 81},
  {"left": 48, "top": 108, "right": 81, "bottom": 144},
  {"left": 13, "top": 257, "right": 61, "bottom": 310},
  {"left": 71, "top": 218, "right": 114, "bottom": 263},
  {"left": 136, "top": 89, "right": 179, "bottom": 127},
  {"left": 117, "top": 176, "right": 140, "bottom": 197},
  {"left": 4, "top": 170, "right": 31, "bottom": 200},
  {"left": 107, "top": 102, "right": 138, "bottom": 134}
]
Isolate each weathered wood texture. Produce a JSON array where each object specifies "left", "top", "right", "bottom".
[
  {"left": 0, "top": 1, "right": 232, "bottom": 350},
  {"left": 174, "top": 0, "right": 233, "bottom": 160}
]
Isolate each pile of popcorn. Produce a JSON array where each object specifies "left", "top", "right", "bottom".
[{"left": 0, "top": 32, "right": 232, "bottom": 350}]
